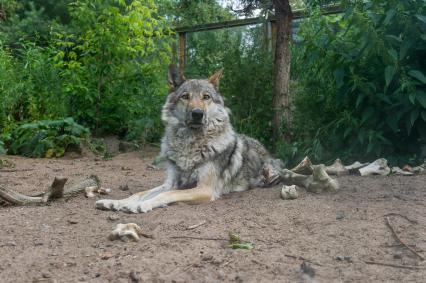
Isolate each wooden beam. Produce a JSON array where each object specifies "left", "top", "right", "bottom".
[{"left": 174, "top": 5, "right": 343, "bottom": 34}]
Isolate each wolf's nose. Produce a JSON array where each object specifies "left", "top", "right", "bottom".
[{"left": 191, "top": 108, "right": 204, "bottom": 121}]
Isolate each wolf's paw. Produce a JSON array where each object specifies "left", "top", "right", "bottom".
[
  {"left": 120, "top": 201, "right": 152, "bottom": 214},
  {"left": 95, "top": 198, "right": 154, "bottom": 213},
  {"left": 96, "top": 199, "right": 121, "bottom": 211}
]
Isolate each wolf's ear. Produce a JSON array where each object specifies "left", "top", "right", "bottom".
[
  {"left": 168, "top": 64, "right": 185, "bottom": 90},
  {"left": 208, "top": 68, "right": 224, "bottom": 89}
]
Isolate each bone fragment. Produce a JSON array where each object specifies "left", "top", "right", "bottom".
[
  {"left": 391, "top": 167, "right": 414, "bottom": 176},
  {"left": 281, "top": 185, "right": 298, "bottom": 200},
  {"left": 344, "top": 161, "right": 369, "bottom": 171},
  {"left": 403, "top": 165, "right": 424, "bottom": 174},
  {"left": 279, "top": 165, "right": 338, "bottom": 193},
  {"left": 291, "top": 156, "right": 313, "bottom": 175},
  {"left": 307, "top": 164, "right": 339, "bottom": 193},
  {"left": 325, "top": 159, "right": 348, "bottom": 175},
  {"left": 108, "top": 223, "right": 144, "bottom": 242},
  {"left": 85, "top": 186, "right": 111, "bottom": 198},
  {"left": 358, "top": 158, "right": 390, "bottom": 176}
]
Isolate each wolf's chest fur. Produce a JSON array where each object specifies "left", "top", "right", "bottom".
[{"left": 163, "top": 126, "right": 235, "bottom": 172}]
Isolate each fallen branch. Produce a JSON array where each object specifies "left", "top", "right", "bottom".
[
  {"left": 0, "top": 169, "right": 34, "bottom": 173},
  {"left": 0, "top": 175, "right": 100, "bottom": 206},
  {"left": 383, "top": 213, "right": 418, "bottom": 224},
  {"left": 364, "top": 260, "right": 421, "bottom": 270},
  {"left": 170, "top": 235, "right": 227, "bottom": 241},
  {"left": 186, "top": 220, "right": 207, "bottom": 230},
  {"left": 385, "top": 216, "right": 424, "bottom": 261}
]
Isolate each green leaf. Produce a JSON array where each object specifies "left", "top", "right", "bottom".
[
  {"left": 399, "top": 40, "right": 413, "bottom": 60},
  {"left": 417, "top": 92, "right": 426, "bottom": 108},
  {"left": 228, "top": 243, "right": 253, "bottom": 250},
  {"left": 334, "top": 68, "right": 344, "bottom": 87},
  {"left": 384, "top": 9, "right": 396, "bottom": 25},
  {"left": 410, "top": 109, "right": 419, "bottom": 126},
  {"left": 409, "top": 93, "right": 416, "bottom": 104},
  {"left": 361, "top": 107, "right": 375, "bottom": 124},
  {"left": 385, "top": 66, "right": 396, "bottom": 87},
  {"left": 387, "top": 49, "right": 398, "bottom": 62},
  {"left": 366, "top": 142, "right": 374, "bottom": 154},
  {"left": 421, "top": 112, "right": 426, "bottom": 122},
  {"left": 356, "top": 94, "right": 365, "bottom": 108},
  {"left": 408, "top": 70, "right": 426, "bottom": 84},
  {"left": 416, "top": 14, "right": 426, "bottom": 25}
]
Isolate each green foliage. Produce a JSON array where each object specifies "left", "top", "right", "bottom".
[
  {"left": 228, "top": 232, "right": 253, "bottom": 250},
  {"left": 289, "top": 0, "right": 426, "bottom": 165},
  {"left": 7, "top": 118, "right": 89, "bottom": 158},
  {"left": 0, "top": 141, "right": 5, "bottom": 154},
  {"left": 53, "top": 0, "right": 172, "bottom": 136}
]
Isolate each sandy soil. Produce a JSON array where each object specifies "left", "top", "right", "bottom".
[{"left": 0, "top": 148, "right": 425, "bottom": 283}]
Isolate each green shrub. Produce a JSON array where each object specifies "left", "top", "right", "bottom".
[
  {"left": 8, "top": 118, "right": 89, "bottom": 158},
  {"left": 288, "top": 0, "right": 426, "bottom": 165}
]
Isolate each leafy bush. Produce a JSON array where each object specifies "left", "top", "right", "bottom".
[
  {"left": 0, "top": 141, "right": 5, "bottom": 154},
  {"left": 8, "top": 118, "right": 89, "bottom": 158},
  {"left": 288, "top": 0, "right": 426, "bottom": 165},
  {"left": 53, "top": 0, "right": 172, "bottom": 136}
]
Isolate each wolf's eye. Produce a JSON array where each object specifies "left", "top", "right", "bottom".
[
  {"left": 203, "top": 94, "right": 211, "bottom": 100},
  {"left": 181, "top": 93, "right": 189, "bottom": 100}
]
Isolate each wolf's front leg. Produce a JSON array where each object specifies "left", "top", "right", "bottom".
[
  {"left": 135, "top": 186, "right": 214, "bottom": 213},
  {"left": 95, "top": 184, "right": 172, "bottom": 213},
  {"left": 134, "top": 163, "right": 217, "bottom": 213}
]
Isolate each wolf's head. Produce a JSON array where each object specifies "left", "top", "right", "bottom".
[{"left": 162, "top": 65, "right": 230, "bottom": 132}]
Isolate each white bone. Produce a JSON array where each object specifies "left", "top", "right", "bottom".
[
  {"left": 391, "top": 167, "right": 414, "bottom": 176},
  {"left": 344, "top": 161, "right": 370, "bottom": 170},
  {"left": 108, "top": 223, "right": 144, "bottom": 242},
  {"left": 281, "top": 185, "right": 298, "bottom": 200},
  {"left": 325, "top": 159, "right": 348, "bottom": 175},
  {"left": 358, "top": 158, "right": 390, "bottom": 176},
  {"left": 307, "top": 164, "right": 339, "bottom": 192},
  {"left": 85, "top": 186, "right": 111, "bottom": 198},
  {"left": 291, "top": 156, "right": 313, "bottom": 175}
]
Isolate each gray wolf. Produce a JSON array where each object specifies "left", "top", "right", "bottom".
[{"left": 96, "top": 66, "right": 335, "bottom": 213}]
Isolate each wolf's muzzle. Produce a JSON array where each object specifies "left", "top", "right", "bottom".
[{"left": 191, "top": 108, "right": 204, "bottom": 123}]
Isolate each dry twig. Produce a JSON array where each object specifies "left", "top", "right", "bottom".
[
  {"left": 186, "top": 220, "right": 207, "bottom": 230},
  {"left": 170, "top": 235, "right": 227, "bottom": 241},
  {"left": 383, "top": 213, "right": 418, "bottom": 224},
  {"left": 385, "top": 216, "right": 424, "bottom": 261},
  {"left": 364, "top": 260, "right": 421, "bottom": 270}
]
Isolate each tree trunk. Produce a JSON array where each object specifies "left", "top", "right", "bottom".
[{"left": 272, "top": 0, "right": 292, "bottom": 145}]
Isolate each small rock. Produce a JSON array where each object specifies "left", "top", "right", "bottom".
[
  {"left": 68, "top": 219, "right": 79, "bottom": 224},
  {"left": 393, "top": 253, "right": 403, "bottom": 259},
  {"left": 94, "top": 272, "right": 101, "bottom": 278},
  {"left": 100, "top": 252, "right": 114, "bottom": 260},
  {"left": 34, "top": 240, "right": 44, "bottom": 246},
  {"left": 42, "top": 273, "right": 51, "bottom": 278},
  {"left": 129, "top": 271, "right": 140, "bottom": 283},
  {"left": 108, "top": 215, "right": 120, "bottom": 221},
  {"left": 335, "top": 256, "right": 352, "bottom": 262},
  {"left": 300, "top": 262, "right": 315, "bottom": 282},
  {"left": 280, "top": 185, "right": 298, "bottom": 200},
  {"left": 336, "top": 211, "right": 345, "bottom": 220},
  {"left": 119, "top": 184, "right": 130, "bottom": 191}
]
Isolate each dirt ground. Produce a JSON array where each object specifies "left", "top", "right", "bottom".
[{"left": 0, "top": 147, "right": 425, "bottom": 283}]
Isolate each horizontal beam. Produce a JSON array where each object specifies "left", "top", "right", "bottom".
[{"left": 174, "top": 5, "right": 343, "bottom": 34}]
